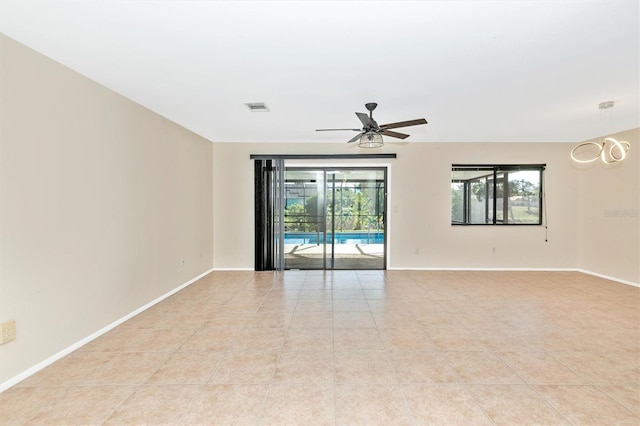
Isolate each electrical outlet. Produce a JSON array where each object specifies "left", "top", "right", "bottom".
[{"left": 0, "top": 320, "right": 16, "bottom": 344}]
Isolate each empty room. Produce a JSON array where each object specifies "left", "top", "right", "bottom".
[{"left": 1, "top": 1, "right": 638, "bottom": 425}]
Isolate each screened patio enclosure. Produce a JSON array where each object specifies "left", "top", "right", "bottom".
[
  {"left": 254, "top": 154, "right": 394, "bottom": 271},
  {"left": 283, "top": 167, "right": 386, "bottom": 269},
  {"left": 451, "top": 165, "right": 544, "bottom": 226}
]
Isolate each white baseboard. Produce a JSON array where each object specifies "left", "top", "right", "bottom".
[
  {"left": 387, "top": 267, "right": 577, "bottom": 271},
  {"left": 576, "top": 268, "right": 640, "bottom": 288},
  {"left": 212, "top": 267, "right": 254, "bottom": 271},
  {"left": 0, "top": 268, "right": 214, "bottom": 394},
  {"left": 387, "top": 266, "right": 639, "bottom": 287},
  {"left": 209, "top": 267, "right": 640, "bottom": 288}
]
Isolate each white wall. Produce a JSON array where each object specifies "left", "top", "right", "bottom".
[
  {"left": 0, "top": 34, "right": 214, "bottom": 385},
  {"left": 212, "top": 142, "right": 581, "bottom": 271}
]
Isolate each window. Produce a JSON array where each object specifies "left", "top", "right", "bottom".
[{"left": 451, "top": 164, "right": 544, "bottom": 225}]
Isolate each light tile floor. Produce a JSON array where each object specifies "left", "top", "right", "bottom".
[{"left": 1, "top": 270, "right": 639, "bottom": 425}]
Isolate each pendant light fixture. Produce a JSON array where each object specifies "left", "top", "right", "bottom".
[{"left": 571, "top": 101, "right": 630, "bottom": 164}]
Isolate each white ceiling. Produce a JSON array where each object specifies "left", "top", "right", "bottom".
[{"left": 1, "top": 0, "right": 638, "bottom": 144}]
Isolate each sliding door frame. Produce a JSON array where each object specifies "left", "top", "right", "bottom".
[{"left": 253, "top": 154, "right": 395, "bottom": 271}]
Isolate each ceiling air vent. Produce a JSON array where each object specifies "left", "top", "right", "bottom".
[{"left": 244, "top": 102, "right": 269, "bottom": 112}]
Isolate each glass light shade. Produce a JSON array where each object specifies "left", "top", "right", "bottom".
[{"left": 359, "top": 131, "right": 384, "bottom": 148}]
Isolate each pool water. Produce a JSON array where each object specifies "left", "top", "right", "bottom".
[{"left": 284, "top": 232, "right": 384, "bottom": 245}]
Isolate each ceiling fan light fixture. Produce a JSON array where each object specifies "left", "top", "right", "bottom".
[
  {"left": 359, "top": 131, "right": 384, "bottom": 148},
  {"left": 315, "top": 102, "right": 427, "bottom": 145}
]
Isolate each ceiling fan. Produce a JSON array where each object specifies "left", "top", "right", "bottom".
[{"left": 316, "top": 102, "right": 428, "bottom": 148}]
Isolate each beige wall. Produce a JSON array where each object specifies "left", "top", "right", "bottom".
[
  {"left": 214, "top": 139, "right": 639, "bottom": 281},
  {"left": 577, "top": 128, "right": 639, "bottom": 283},
  {"left": 2, "top": 30, "right": 638, "bottom": 389},
  {"left": 0, "top": 35, "right": 213, "bottom": 385},
  {"left": 212, "top": 142, "right": 582, "bottom": 271}
]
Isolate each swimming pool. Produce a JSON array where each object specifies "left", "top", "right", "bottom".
[{"left": 284, "top": 232, "right": 384, "bottom": 245}]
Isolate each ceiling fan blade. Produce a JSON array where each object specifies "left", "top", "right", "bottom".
[
  {"left": 381, "top": 130, "right": 410, "bottom": 139},
  {"left": 316, "top": 128, "right": 361, "bottom": 132},
  {"left": 380, "top": 118, "right": 427, "bottom": 130},
  {"left": 355, "top": 112, "right": 375, "bottom": 128},
  {"left": 347, "top": 132, "right": 365, "bottom": 143}
]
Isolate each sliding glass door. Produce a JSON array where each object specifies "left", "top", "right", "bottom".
[{"left": 283, "top": 167, "right": 386, "bottom": 270}]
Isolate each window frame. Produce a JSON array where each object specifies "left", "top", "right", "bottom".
[{"left": 451, "top": 164, "right": 545, "bottom": 226}]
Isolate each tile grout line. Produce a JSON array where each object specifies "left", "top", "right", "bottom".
[
  {"left": 330, "top": 274, "right": 338, "bottom": 426},
  {"left": 2, "top": 270, "right": 637, "bottom": 425},
  {"left": 258, "top": 274, "right": 295, "bottom": 426}
]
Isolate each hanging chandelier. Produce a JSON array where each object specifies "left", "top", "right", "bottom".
[
  {"left": 570, "top": 101, "right": 630, "bottom": 164},
  {"left": 570, "top": 137, "right": 630, "bottom": 164}
]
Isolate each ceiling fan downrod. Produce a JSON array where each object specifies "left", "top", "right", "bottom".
[{"left": 365, "top": 102, "right": 377, "bottom": 119}]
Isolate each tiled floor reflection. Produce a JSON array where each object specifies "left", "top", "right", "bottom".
[{"left": 1, "top": 270, "right": 639, "bottom": 425}]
